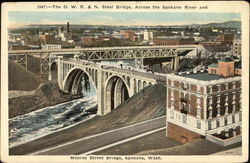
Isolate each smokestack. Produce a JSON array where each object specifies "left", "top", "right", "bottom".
[{"left": 67, "top": 22, "right": 69, "bottom": 33}]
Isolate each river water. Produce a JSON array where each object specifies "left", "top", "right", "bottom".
[{"left": 9, "top": 81, "right": 97, "bottom": 148}]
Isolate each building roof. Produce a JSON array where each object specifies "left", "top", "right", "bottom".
[
  {"left": 208, "top": 63, "right": 218, "bottom": 68},
  {"left": 219, "top": 58, "right": 234, "bottom": 62},
  {"left": 182, "top": 72, "right": 224, "bottom": 81}
]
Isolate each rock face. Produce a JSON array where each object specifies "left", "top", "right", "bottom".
[
  {"left": 9, "top": 82, "right": 81, "bottom": 118},
  {"left": 8, "top": 60, "right": 43, "bottom": 91}
]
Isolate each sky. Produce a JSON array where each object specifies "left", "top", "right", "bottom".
[{"left": 9, "top": 11, "right": 241, "bottom": 28}]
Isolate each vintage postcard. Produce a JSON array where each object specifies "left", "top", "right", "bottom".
[{"left": 1, "top": 1, "right": 249, "bottom": 163}]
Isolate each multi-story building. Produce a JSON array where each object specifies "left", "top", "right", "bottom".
[
  {"left": 39, "top": 33, "right": 56, "bottom": 43},
  {"left": 41, "top": 44, "right": 61, "bottom": 50},
  {"left": 166, "top": 59, "right": 242, "bottom": 146},
  {"left": 217, "top": 33, "right": 234, "bottom": 45},
  {"left": 143, "top": 30, "right": 154, "bottom": 41},
  {"left": 232, "top": 39, "right": 241, "bottom": 56},
  {"left": 120, "top": 30, "right": 135, "bottom": 41},
  {"left": 154, "top": 37, "right": 195, "bottom": 46}
]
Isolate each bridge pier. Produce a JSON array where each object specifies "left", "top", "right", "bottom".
[
  {"left": 57, "top": 56, "right": 64, "bottom": 90},
  {"left": 97, "top": 67, "right": 105, "bottom": 115},
  {"left": 172, "top": 56, "right": 179, "bottom": 71}
]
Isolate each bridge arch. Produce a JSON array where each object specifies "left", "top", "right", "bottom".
[
  {"left": 105, "top": 75, "right": 130, "bottom": 113},
  {"left": 50, "top": 61, "right": 58, "bottom": 81},
  {"left": 62, "top": 68, "right": 97, "bottom": 95}
]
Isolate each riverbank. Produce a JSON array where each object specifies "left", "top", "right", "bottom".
[
  {"left": 8, "top": 59, "right": 82, "bottom": 118},
  {"left": 9, "top": 82, "right": 82, "bottom": 118}
]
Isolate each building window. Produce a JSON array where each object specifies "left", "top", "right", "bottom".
[
  {"left": 224, "top": 117, "right": 228, "bottom": 126},
  {"left": 232, "top": 115, "right": 235, "bottom": 123},
  {"left": 225, "top": 94, "right": 228, "bottom": 101},
  {"left": 217, "top": 95, "right": 221, "bottom": 103},
  {"left": 217, "top": 85, "right": 221, "bottom": 92},
  {"left": 225, "top": 106, "right": 228, "bottom": 115},
  {"left": 232, "top": 82, "right": 236, "bottom": 89},
  {"left": 239, "top": 114, "right": 242, "bottom": 121},
  {"left": 208, "top": 86, "right": 213, "bottom": 93},
  {"left": 232, "top": 93, "right": 236, "bottom": 100},
  {"left": 209, "top": 109, "right": 212, "bottom": 119},
  {"left": 171, "top": 100, "right": 175, "bottom": 109},
  {"left": 208, "top": 97, "right": 212, "bottom": 105},
  {"left": 171, "top": 81, "right": 174, "bottom": 87},
  {"left": 183, "top": 83, "right": 188, "bottom": 90},
  {"left": 197, "top": 120, "right": 201, "bottom": 129},
  {"left": 225, "top": 83, "right": 228, "bottom": 90},
  {"left": 208, "top": 121, "right": 212, "bottom": 130},
  {"left": 232, "top": 104, "right": 236, "bottom": 113},
  {"left": 170, "top": 90, "right": 174, "bottom": 97},
  {"left": 182, "top": 115, "right": 187, "bottom": 124},
  {"left": 216, "top": 119, "right": 220, "bottom": 128},
  {"left": 197, "top": 108, "right": 201, "bottom": 118},
  {"left": 170, "top": 111, "right": 174, "bottom": 119}
]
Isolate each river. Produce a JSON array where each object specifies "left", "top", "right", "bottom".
[{"left": 9, "top": 80, "right": 97, "bottom": 148}]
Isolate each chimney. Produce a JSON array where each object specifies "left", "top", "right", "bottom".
[{"left": 67, "top": 22, "right": 69, "bottom": 33}]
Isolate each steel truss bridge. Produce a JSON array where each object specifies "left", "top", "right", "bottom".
[{"left": 8, "top": 45, "right": 201, "bottom": 78}]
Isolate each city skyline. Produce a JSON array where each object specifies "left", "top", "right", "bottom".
[{"left": 9, "top": 11, "right": 240, "bottom": 28}]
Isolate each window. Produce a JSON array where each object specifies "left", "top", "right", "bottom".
[
  {"left": 197, "top": 108, "right": 201, "bottom": 118},
  {"left": 170, "top": 111, "right": 174, "bottom": 119},
  {"left": 183, "top": 83, "right": 188, "bottom": 90},
  {"left": 232, "top": 82, "right": 236, "bottom": 89},
  {"left": 217, "top": 104, "right": 221, "bottom": 117},
  {"left": 217, "top": 95, "right": 221, "bottom": 103},
  {"left": 182, "top": 115, "right": 187, "bottom": 124},
  {"left": 232, "top": 93, "right": 236, "bottom": 100},
  {"left": 170, "top": 90, "right": 174, "bottom": 97},
  {"left": 216, "top": 119, "right": 220, "bottom": 128},
  {"left": 232, "top": 115, "right": 235, "bottom": 123},
  {"left": 224, "top": 117, "right": 228, "bottom": 126},
  {"left": 225, "top": 106, "right": 228, "bottom": 115},
  {"left": 197, "top": 120, "right": 201, "bottom": 129},
  {"left": 171, "top": 100, "right": 175, "bottom": 109},
  {"left": 197, "top": 85, "right": 200, "bottom": 92},
  {"left": 171, "top": 80, "right": 174, "bottom": 87},
  {"left": 217, "top": 85, "right": 221, "bottom": 92},
  {"left": 208, "top": 86, "right": 213, "bottom": 93},
  {"left": 225, "top": 94, "right": 228, "bottom": 101},
  {"left": 208, "top": 121, "right": 212, "bottom": 130},
  {"left": 225, "top": 83, "right": 228, "bottom": 90},
  {"left": 208, "top": 97, "right": 212, "bottom": 105},
  {"left": 209, "top": 109, "right": 212, "bottom": 118},
  {"left": 232, "top": 104, "right": 236, "bottom": 112},
  {"left": 239, "top": 114, "right": 242, "bottom": 121}
]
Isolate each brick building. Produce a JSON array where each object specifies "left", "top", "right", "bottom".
[
  {"left": 166, "top": 60, "right": 242, "bottom": 145},
  {"left": 39, "top": 34, "right": 57, "bottom": 44},
  {"left": 154, "top": 38, "right": 195, "bottom": 46},
  {"left": 120, "top": 30, "right": 135, "bottom": 41},
  {"left": 217, "top": 33, "right": 234, "bottom": 45},
  {"left": 208, "top": 58, "right": 241, "bottom": 77}
]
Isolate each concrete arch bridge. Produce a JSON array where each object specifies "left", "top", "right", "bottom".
[{"left": 58, "top": 57, "right": 166, "bottom": 115}]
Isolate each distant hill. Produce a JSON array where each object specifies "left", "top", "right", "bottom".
[
  {"left": 9, "top": 21, "right": 241, "bottom": 31},
  {"left": 190, "top": 21, "right": 241, "bottom": 29}
]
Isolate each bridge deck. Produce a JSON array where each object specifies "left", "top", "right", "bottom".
[
  {"left": 9, "top": 45, "right": 202, "bottom": 55},
  {"left": 62, "top": 59, "right": 166, "bottom": 82}
]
